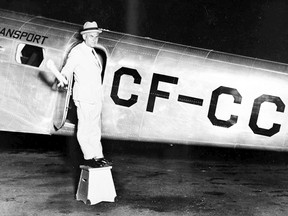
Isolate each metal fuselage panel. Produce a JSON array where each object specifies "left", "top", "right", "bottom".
[
  {"left": 1, "top": 9, "right": 288, "bottom": 151},
  {"left": 100, "top": 32, "right": 288, "bottom": 151},
  {"left": 0, "top": 9, "right": 78, "bottom": 134}
]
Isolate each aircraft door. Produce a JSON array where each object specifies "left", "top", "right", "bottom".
[
  {"left": 52, "top": 45, "right": 76, "bottom": 131},
  {"left": 53, "top": 79, "right": 73, "bottom": 130}
]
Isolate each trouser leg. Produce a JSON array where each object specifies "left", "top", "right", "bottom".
[{"left": 74, "top": 100, "right": 103, "bottom": 160}]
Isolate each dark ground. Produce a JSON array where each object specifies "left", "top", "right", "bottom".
[{"left": 1, "top": 132, "right": 288, "bottom": 215}]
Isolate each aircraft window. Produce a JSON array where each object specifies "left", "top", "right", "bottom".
[{"left": 16, "top": 44, "right": 44, "bottom": 67}]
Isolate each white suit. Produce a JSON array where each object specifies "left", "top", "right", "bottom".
[{"left": 61, "top": 41, "right": 103, "bottom": 159}]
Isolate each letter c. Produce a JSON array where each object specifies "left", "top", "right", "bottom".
[
  {"left": 110, "top": 67, "right": 141, "bottom": 107},
  {"left": 208, "top": 86, "right": 242, "bottom": 128},
  {"left": 249, "top": 95, "right": 285, "bottom": 137}
]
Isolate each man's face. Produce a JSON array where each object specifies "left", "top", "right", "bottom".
[{"left": 83, "top": 32, "right": 100, "bottom": 47}]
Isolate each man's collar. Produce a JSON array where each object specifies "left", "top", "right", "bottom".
[{"left": 82, "top": 41, "right": 94, "bottom": 51}]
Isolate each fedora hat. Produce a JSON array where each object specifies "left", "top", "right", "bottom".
[{"left": 80, "top": 21, "right": 102, "bottom": 34}]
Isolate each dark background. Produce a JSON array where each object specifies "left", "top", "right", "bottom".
[
  {"left": 1, "top": 0, "right": 288, "bottom": 62},
  {"left": 1, "top": 0, "right": 288, "bottom": 161}
]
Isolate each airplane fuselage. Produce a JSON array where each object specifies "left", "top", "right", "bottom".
[{"left": 1, "top": 9, "right": 288, "bottom": 151}]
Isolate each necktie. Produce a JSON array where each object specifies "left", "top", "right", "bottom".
[{"left": 92, "top": 49, "right": 102, "bottom": 70}]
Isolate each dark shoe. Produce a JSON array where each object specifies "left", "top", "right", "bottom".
[
  {"left": 95, "top": 158, "right": 113, "bottom": 166},
  {"left": 84, "top": 158, "right": 112, "bottom": 168}
]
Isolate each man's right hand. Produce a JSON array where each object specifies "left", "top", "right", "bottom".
[
  {"left": 57, "top": 76, "right": 68, "bottom": 88},
  {"left": 46, "top": 59, "right": 68, "bottom": 87}
]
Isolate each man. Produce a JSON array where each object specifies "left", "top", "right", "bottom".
[{"left": 56, "top": 21, "right": 111, "bottom": 168}]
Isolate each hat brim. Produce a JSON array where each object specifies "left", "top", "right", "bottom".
[{"left": 80, "top": 28, "right": 102, "bottom": 35}]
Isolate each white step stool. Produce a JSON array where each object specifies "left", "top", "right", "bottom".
[{"left": 76, "top": 165, "right": 117, "bottom": 205}]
